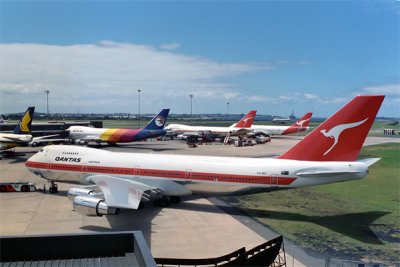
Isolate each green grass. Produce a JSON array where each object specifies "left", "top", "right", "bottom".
[{"left": 223, "top": 143, "right": 400, "bottom": 263}]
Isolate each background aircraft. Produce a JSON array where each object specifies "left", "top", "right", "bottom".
[
  {"left": 0, "top": 115, "right": 8, "bottom": 124},
  {"left": 26, "top": 95, "right": 384, "bottom": 216},
  {"left": 0, "top": 107, "right": 35, "bottom": 152},
  {"left": 165, "top": 110, "right": 257, "bottom": 142},
  {"left": 67, "top": 109, "right": 170, "bottom": 146}
]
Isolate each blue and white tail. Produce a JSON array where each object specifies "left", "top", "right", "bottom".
[
  {"left": 13, "top": 107, "right": 35, "bottom": 134},
  {"left": 143, "top": 109, "right": 170, "bottom": 130}
]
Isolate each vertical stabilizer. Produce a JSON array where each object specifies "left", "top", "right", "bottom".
[
  {"left": 13, "top": 107, "right": 35, "bottom": 134},
  {"left": 143, "top": 109, "right": 170, "bottom": 130},
  {"left": 281, "top": 112, "right": 313, "bottom": 135},
  {"left": 278, "top": 96, "right": 384, "bottom": 161},
  {"left": 235, "top": 110, "right": 257, "bottom": 128}
]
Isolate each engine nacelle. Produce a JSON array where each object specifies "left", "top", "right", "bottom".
[
  {"left": 75, "top": 139, "right": 87, "bottom": 145},
  {"left": 73, "top": 196, "right": 119, "bottom": 216},
  {"left": 67, "top": 187, "right": 94, "bottom": 201}
]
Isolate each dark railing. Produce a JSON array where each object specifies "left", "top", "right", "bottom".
[{"left": 156, "top": 236, "right": 284, "bottom": 267}]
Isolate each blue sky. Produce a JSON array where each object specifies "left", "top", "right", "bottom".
[{"left": 0, "top": 1, "right": 399, "bottom": 117}]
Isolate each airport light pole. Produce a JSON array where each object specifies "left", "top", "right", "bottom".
[
  {"left": 189, "top": 94, "right": 193, "bottom": 123},
  {"left": 138, "top": 89, "right": 141, "bottom": 128},
  {"left": 227, "top": 102, "right": 230, "bottom": 115},
  {"left": 45, "top": 90, "right": 50, "bottom": 119}
]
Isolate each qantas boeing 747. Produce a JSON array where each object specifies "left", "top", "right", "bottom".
[
  {"left": 165, "top": 110, "right": 257, "bottom": 140},
  {"left": 247, "top": 112, "right": 313, "bottom": 136},
  {"left": 25, "top": 95, "right": 384, "bottom": 216}
]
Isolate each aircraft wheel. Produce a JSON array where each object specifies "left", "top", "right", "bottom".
[
  {"left": 169, "top": 196, "right": 181, "bottom": 204},
  {"left": 152, "top": 198, "right": 170, "bottom": 207}
]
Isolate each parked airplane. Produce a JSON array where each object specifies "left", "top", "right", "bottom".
[
  {"left": 67, "top": 109, "right": 170, "bottom": 146},
  {"left": 248, "top": 112, "right": 313, "bottom": 136},
  {"left": 0, "top": 115, "right": 8, "bottom": 124},
  {"left": 25, "top": 95, "right": 384, "bottom": 216},
  {"left": 0, "top": 107, "right": 35, "bottom": 152},
  {"left": 165, "top": 110, "right": 257, "bottom": 140}
]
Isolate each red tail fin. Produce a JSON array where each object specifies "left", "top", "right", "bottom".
[
  {"left": 235, "top": 110, "right": 257, "bottom": 128},
  {"left": 278, "top": 96, "right": 384, "bottom": 161},
  {"left": 281, "top": 112, "right": 313, "bottom": 135}
]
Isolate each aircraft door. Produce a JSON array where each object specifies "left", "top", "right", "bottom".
[
  {"left": 134, "top": 166, "right": 140, "bottom": 178},
  {"left": 81, "top": 164, "right": 88, "bottom": 174},
  {"left": 185, "top": 169, "right": 192, "bottom": 182},
  {"left": 270, "top": 174, "right": 279, "bottom": 188}
]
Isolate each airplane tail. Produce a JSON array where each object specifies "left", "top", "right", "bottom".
[
  {"left": 281, "top": 112, "right": 313, "bottom": 135},
  {"left": 143, "top": 109, "right": 170, "bottom": 130},
  {"left": 0, "top": 115, "right": 5, "bottom": 124},
  {"left": 13, "top": 107, "right": 35, "bottom": 134},
  {"left": 234, "top": 110, "right": 257, "bottom": 128},
  {"left": 278, "top": 96, "right": 384, "bottom": 161}
]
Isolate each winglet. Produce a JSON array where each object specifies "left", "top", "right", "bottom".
[
  {"left": 143, "top": 109, "right": 170, "bottom": 130},
  {"left": 278, "top": 96, "right": 384, "bottom": 161},
  {"left": 13, "top": 107, "right": 35, "bottom": 134},
  {"left": 234, "top": 110, "right": 257, "bottom": 128},
  {"left": 281, "top": 112, "right": 313, "bottom": 135}
]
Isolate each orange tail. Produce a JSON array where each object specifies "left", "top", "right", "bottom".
[
  {"left": 278, "top": 96, "right": 384, "bottom": 161},
  {"left": 235, "top": 110, "right": 257, "bottom": 128},
  {"left": 281, "top": 112, "right": 313, "bottom": 135}
]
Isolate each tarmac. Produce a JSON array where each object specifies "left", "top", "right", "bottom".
[{"left": 0, "top": 136, "right": 398, "bottom": 266}]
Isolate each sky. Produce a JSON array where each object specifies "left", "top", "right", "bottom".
[{"left": 0, "top": 1, "right": 399, "bottom": 117}]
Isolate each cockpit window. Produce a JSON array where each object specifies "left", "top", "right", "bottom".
[{"left": 39, "top": 149, "right": 44, "bottom": 152}]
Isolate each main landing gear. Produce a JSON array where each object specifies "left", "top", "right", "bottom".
[{"left": 48, "top": 181, "right": 58, "bottom": 194}]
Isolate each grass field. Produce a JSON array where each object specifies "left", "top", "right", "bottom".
[{"left": 223, "top": 143, "right": 400, "bottom": 263}]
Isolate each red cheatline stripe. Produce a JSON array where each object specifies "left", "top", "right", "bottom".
[{"left": 25, "top": 161, "right": 296, "bottom": 186}]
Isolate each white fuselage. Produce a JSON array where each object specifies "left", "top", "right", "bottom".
[
  {"left": 165, "top": 124, "right": 249, "bottom": 137},
  {"left": 250, "top": 125, "right": 291, "bottom": 135},
  {"left": 0, "top": 133, "right": 32, "bottom": 150},
  {"left": 26, "top": 145, "right": 368, "bottom": 196}
]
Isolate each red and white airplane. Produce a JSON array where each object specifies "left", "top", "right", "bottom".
[
  {"left": 247, "top": 112, "right": 313, "bottom": 136},
  {"left": 165, "top": 110, "right": 257, "bottom": 139},
  {"left": 25, "top": 95, "right": 384, "bottom": 216}
]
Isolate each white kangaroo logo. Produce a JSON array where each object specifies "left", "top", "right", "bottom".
[
  {"left": 295, "top": 118, "right": 311, "bottom": 128},
  {"left": 242, "top": 116, "right": 254, "bottom": 125},
  {"left": 320, "top": 118, "right": 368, "bottom": 156}
]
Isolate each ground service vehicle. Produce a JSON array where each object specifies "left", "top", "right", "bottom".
[{"left": 0, "top": 182, "right": 36, "bottom": 192}]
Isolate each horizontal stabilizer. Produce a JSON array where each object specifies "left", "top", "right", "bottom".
[{"left": 358, "top": 158, "right": 381, "bottom": 166}]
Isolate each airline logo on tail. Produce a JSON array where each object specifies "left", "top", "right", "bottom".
[
  {"left": 320, "top": 118, "right": 368, "bottom": 156},
  {"left": 155, "top": 116, "right": 165, "bottom": 127},
  {"left": 20, "top": 112, "right": 32, "bottom": 132},
  {"left": 243, "top": 116, "right": 254, "bottom": 125},
  {"left": 295, "top": 117, "right": 311, "bottom": 128}
]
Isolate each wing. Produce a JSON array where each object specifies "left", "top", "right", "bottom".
[
  {"left": 231, "top": 128, "right": 252, "bottom": 135},
  {"left": 71, "top": 174, "right": 192, "bottom": 211},
  {"left": 88, "top": 175, "right": 153, "bottom": 209}
]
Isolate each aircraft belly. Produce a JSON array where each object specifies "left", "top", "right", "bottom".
[
  {"left": 181, "top": 181, "right": 270, "bottom": 196},
  {"left": 39, "top": 170, "right": 82, "bottom": 183}
]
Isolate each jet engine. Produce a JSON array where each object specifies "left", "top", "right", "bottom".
[
  {"left": 73, "top": 196, "right": 119, "bottom": 216},
  {"left": 75, "top": 139, "right": 87, "bottom": 145},
  {"left": 67, "top": 187, "right": 95, "bottom": 201}
]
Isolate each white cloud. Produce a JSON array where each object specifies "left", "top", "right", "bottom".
[
  {"left": 160, "top": 43, "right": 181, "bottom": 50},
  {"left": 360, "top": 84, "right": 400, "bottom": 97},
  {"left": 0, "top": 41, "right": 273, "bottom": 113}
]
